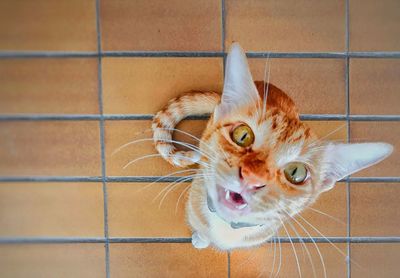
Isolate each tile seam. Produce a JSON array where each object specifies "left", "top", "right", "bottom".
[
  {"left": 1, "top": 114, "right": 400, "bottom": 121},
  {"left": 345, "top": 0, "right": 351, "bottom": 276},
  {"left": 0, "top": 176, "right": 399, "bottom": 183},
  {"left": 2, "top": 51, "right": 400, "bottom": 59},
  {"left": 221, "top": 1, "right": 229, "bottom": 276},
  {"left": 1, "top": 237, "right": 400, "bottom": 244},
  {"left": 95, "top": 0, "right": 111, "bottom": 277}
]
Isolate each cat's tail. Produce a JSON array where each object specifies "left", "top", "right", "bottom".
[{"left": 152, "top": 91, "right": 220, "bottom": 167}]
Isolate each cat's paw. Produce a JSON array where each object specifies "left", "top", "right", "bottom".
[{"left": 192, "top": 232, "right": 210, "bottom": 249}]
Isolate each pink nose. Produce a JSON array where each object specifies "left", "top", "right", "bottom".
[{"left": 239, "top": 167, "right": 266, "bottom": 189}]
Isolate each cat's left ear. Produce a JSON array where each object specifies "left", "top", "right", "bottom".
[
  {"left": 320, "top": 142, "right": 393, "bottom": 191},
  {"left": 214, "top": 43, "right": 260, "bottom": 121}
]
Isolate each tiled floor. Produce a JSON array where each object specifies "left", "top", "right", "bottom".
[{"left": 0, "top": 0, "right": 399, "bottom": 277}]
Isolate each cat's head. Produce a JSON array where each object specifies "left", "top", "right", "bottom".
[{"left": 200, "top": 43, "right": 393, "bottom": 226}]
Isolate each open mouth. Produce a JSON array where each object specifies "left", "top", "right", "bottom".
[{"left": 217, "top": 185, "right": 249, "bottom": 211}]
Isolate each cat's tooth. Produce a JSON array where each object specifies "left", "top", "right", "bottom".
[
  {"left": 225, "top": 189, "right": 230, "bottom": 200},
  {"left": 236, "top": 203, "right": 248, "bottom": 210}
]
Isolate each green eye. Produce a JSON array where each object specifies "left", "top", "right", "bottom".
[
  {"left": 231, "top": 124, "right": 254, "bottom": 147},
  {"left": 284, "top": 162, "right": 308, "bottom": 185}
]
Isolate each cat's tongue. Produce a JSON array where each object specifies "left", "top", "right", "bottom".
[
  {"left": 219, "top": 187, "right": 248, "bottom": 211},
  {"left": 229, "top": 191, "right": 246, "bottom": 205}
]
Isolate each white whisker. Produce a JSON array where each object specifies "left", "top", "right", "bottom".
[
  {"left": 175, "top": 184, "right": 191, "bottom": 214},
  {"left": 136, "top": 168, "right": 199, "bottom": 193},
  {"left": 278, "top": 215, "right": 302, "bottom": 278},
  {"left": 306, "top": 206, "right": 345, "bottom": 225},
  {"left": 280, "top": 209, "right": 318, "bottom": 278}
]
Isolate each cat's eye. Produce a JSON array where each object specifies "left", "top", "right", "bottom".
[
  {"left": 231, "top": 124, "right": 255, "bottom": 147},
  {"left": 284, "top": 162, "right": 308, "bottom": 185}
]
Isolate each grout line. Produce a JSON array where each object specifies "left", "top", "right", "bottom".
[
  {"left": 1, "top": 114, "right": 399, "bottom": 122},
  {"left": 95, "top": 0, "right": 110, "bottom": 277},
  {"left": 222, "top": 3, "right": 229, "bottom": 275},
  {"left": 221, "top": 0, "right": 227, "bottom": 77},
  {"left": 0, "top": 176, "right": 102, "bottom": 182},
  {"left": 0, "top": 237, "right": 107, "bottom": 244},
  {"left": 0, "top": 51, "right": 98, "bottom": 58},
  {"left": 345, "top": 0, "right": 351, "bottom": 276},
  {"left": 0, "top": 176, "right": 399, "bottom": 183},
  {"left": 1, "top": 237, "right": 400, "bottom": 244},
  {"left": 221, "top": 0, "right": 226, "bottom": 53},
  {"left": 227, "top": 251, "right": 231, "bottom": 278},
  {"left": 103, "top": 51, "right": 224, "bottom": 58},
  {"left": 2, "top": 51, "right": 400, "bottom": 59},
  {"left": 0, "top": 115, "right": 101, "bottom": 121}
]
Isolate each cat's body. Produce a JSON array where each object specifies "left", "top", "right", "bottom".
[{"left": 152, "top": 43, "right": 393, "bottom": 250}]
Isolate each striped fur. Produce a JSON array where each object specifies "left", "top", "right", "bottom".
[{"left": 152, "top": 91, "right": 220, "bottom": 167}]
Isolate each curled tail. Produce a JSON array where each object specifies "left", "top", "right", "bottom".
[{"left": 152, "top": 91, "right": 220, "bottom": 167}]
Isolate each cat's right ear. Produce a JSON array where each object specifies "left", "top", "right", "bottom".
[
  {"left": 319, "top": 142, "right": 393, "bottom": 191},
  {"left": 214, "top": 43, "right": 260, "bottom": 122}
]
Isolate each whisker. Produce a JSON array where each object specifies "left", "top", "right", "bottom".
[
  {"left": 280, "top": 209, "right": 318, "bottom": 278},
  {"left": 135, "top": 168, "right": 199, "bottom": 193},
  {"left": 114, "top": 137, "right": 216, "bottom": 164},
  {"left": 111, "top": 137, "right": 151, "bottom": 157},
  {"left": 123, "top": 152, "right": 211, "bottom": 170},
  {"left": 278, "top": 215, "right": 302, "bottom": 278},
  {"left": 305, "top": 207, "right": 345, "bottom": 225},
  {"left": 262, "top": 55, "right": 271, "bottom": 119},
  {"left": 269, "top": 233, "right": 277, "bottom": 278},
  {"left": 307, "top": 123, "right": 347, "bottom": 148},
  {"left": 158, "top": 176, "right": 194, "bottom": 209},
  {"left": 156, "top": 127, "right": 218, "bottom": 156},
  {"left": 152, "top": 174, "right": 209, "bottom": 205},
  {"left": 123, "top": 153, "right": 162, "bottom": 169},
  {"left": 274, "top": 231, "right": 282, "bottom": 278},
  {"left": 281, "top": 208, "right": 327, "bottom": 278},
  {"left": 175, "top": 184, "right": 191, "bottom": 214},
  {"left": 295, "top": 213, "right": 361, "bottom": 267}
]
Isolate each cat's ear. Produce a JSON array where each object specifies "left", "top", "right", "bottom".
[
  {"left": 214, "top": 43, "right": 259, "bottom": 121},
  {"left": 320, "top": 142, "right": 393, "bottom": 191}
]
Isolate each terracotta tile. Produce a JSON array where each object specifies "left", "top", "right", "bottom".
[
  {"left": 231, "top": 243, "right": 347, "bottom": 277},
  {"left": 350, "top": 122, "right": 399, "bottom": 177},
  {"left": 350, "top": 0, "right": 400, "bottom": 51},
  {"left": 351, "top": 243, "right": 400, "bottom": 278},
  {"left": 225, "top": 0, "right": 345, "bottom": 52},
  {"left": 351, "top": 183, "right": 400, "bottom": 236},
  {"left": 100, "top": 0, "right": 221, "bottom": 51},
  {"left": 105, "top": 120, "right": 207, "bottom": 176},
  {"left": 109, "top": 243, "right": 227, "bottom": 277},
  {"left": 102, "top": 57, "right": 223, "bottom": 114},
  {"left": 0, "top": 59, "right": 98, "bottom": 114},
  {"left": 0, "top": 244, "right": 105, "bottom": 278},
  {"left": 305, "top": 121, "right": 347, "bottom": 142},
  {"left": 0, "top": 182, "right": 104, "bottom": 237},
  {"left": 0, "top": 121, "right": 101, "bottom": 176},
  {"left": 0, "top": 0, "right": 97, "bottom": 51},
  {"left": 350, "top": 59, "right": 400, "bottom": 115},
  {"left": 250, "top": 58, "right": 346, "bottom": 114},
  {"left": 277, "top": 183, "right": 347, "bottom": 238},
  {"left": 108, "top": 183, "right": 190, "bottom": 237}
]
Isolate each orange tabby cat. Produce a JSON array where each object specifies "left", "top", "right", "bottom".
[{"left": 152, "top": 43, "right": 393, "bottom": 250}]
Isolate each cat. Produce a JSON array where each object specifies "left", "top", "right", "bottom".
[{"left": 152, "top": 43, "right": 393, "bottom": 250}]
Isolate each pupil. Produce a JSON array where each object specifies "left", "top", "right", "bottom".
[
  {"left": 291, "top": 167, "right": 298, "bottom": 176},
  {"left": 240, "top": 132, "right": 247, "bottom": 141}
]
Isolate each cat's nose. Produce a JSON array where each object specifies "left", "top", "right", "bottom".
[{"left": 239, "top": 167, "right": 266, "bottom": 189}]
